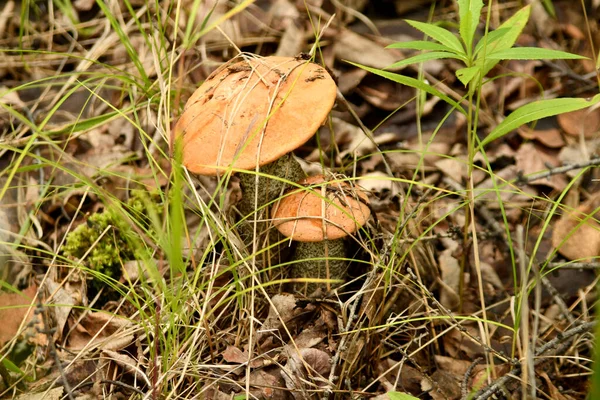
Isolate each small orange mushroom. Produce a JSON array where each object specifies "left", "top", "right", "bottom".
[{"left": 272, "top": 175, "right": 371, "bottom": 295}]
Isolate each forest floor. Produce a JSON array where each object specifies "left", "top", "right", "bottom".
[{"left": 0, "top": 0, "right": 599, "bottom": 399}]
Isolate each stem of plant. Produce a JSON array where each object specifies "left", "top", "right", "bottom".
[{"left": 236, "top": 153, "right": 305, "bottom": 256}]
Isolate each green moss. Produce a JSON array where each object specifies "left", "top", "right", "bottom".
[{"left": 62, "top": 190, "right": 161, "bottom": 293}]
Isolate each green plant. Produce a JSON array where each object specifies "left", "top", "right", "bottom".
[
  {"left": 350, "top": 0, "right": 600, "bottom": 376},
  {"left": 62, "top": 190, "right": 161, "bottom": 296},
  {"left": 353, "top": 1, "right": 598, "bottom": 150}
]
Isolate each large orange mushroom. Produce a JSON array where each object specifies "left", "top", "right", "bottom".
[
  {"left": 173, "top": 55, "right": 337, "bottom": 218},
  {"left": 272, "top": 175, "right": 371, "bottom": 295}
]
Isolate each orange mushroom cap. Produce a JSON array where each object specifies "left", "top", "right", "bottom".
[
  {"left": 272, "top": 175, "right": 371, "bottom": 242},
  {"left": 173, "top": 56, "right": 337, "bottom": 176}
]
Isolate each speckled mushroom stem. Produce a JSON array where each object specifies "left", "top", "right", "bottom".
[
  {"left": 290, "top": 239, "right": 347, "bottom": 296},
  {"left": 236, "top": 154, "right": 305, "bottom": 259}
]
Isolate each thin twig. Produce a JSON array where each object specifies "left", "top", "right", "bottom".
[
  {"left": 461, "top": 357, "right": 483, "bottom": 399},
  {"left": 545, "top": 261, "right": 600, "bottom": 270},
  {"left": 473, "top": 321, "right": 596, "bottom": 400},
  {"left": 516, "top": 157, "right": 600, "bottom": 185}
]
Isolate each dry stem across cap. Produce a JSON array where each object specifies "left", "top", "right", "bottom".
[
  {"left": 273, "top": 175, "right": 371, "bottom": 242},
  {"left": 174, "top": 55, "right": 337, "bottom": 175}
]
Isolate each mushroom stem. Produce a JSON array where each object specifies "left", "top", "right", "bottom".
[
  {"left": 236, "top": 154, "right": 304, "bottom": 248},
  {"left": 291, "top": 239, "right": 346, "bottom": 295}
]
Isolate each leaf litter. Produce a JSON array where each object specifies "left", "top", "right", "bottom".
[{"left": 0, "top": 0, "right": 599, "bottom": 399}]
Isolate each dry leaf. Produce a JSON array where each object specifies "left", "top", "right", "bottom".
[
  {"left": 357, "top": 171, "right": 395, "bottom": 194},
  {"left": 552, "top": 193, "right": 600, "bottom": 261},
  {"left": 334, "top": 29, "right": 400, "bottom": 70},
  {"left": 518, "top": 126, "right": 565, "bottom": 148},
  {"left": 515, "top": 142, "right": 566, "bottom": 190},
  {"left": 248, "top": 368, "right": 288, "bottom": 400},
  {"left": 66, "top": 311, "right": 131, "bottom": 351},
  {"left": 540, "top": 371, "right": 573, "bottom": 400},
  {"left": 0, "top": 86, "right": 25, "bottom": 107},
  {"left": 282, "top": 324, "right": 326, "bottom": 358},
  {"left": 558, "top": 106, "right": 600, "bottom": 139},
  {"left": 73, "top": 0, "right": 95, "bottom": 11},
  {"left": 433, "top": 355, "right": 472, "bottom": 377},
  {"left": 438, "top": 249, "right": 460, "bottom": 310},
  {"left": 275, "top": 22, "right": 304, "bottom": 57},
  {"left": 375, "top": 358, "right": 424, "bottom": 394},
  {"left": 101, "top": 349, "right": 150, "bottom": 386},
  {"left": 0, "top": 285, "right": 37, "bottom": 346},
  {"left": 282, "top": 348, "right": 331, "bottom": 399},
  {"left": 426, "top": 370, "right": 461, "bottom": 400},
  {"left": 259, "top": 293, "right": 312, "bottom": 342},
  {"left": 15, "top": 387, "right": 64, "bottom": 400},
  {"left": 45, "top": 278, "right": 80, "bottom": 342},
  {"left": 222, "top": 345, "right": 248, "bottom": 364}
]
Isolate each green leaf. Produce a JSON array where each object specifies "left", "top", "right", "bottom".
[
  {"left": 48, "top": 110, "right": 121, "bottom": 135},
  {"left": 2, "top": 358, "right": 24, "bottom": 375},
  {"left": 387, "top": 41, "right": 452, "bottom": 52},
  {"left": 388, "top": 392, "right": 420, "bottom": 400},
  {"left": 347, "top": 61, "right": 466, "bottom": 115},
  {"left": 458, "top": 0, "right": 484, "bottom": 52},
  {"left": 486, "top": 47, "right": 586, "bottom": 60},
  {"left": 456, "top": 65, "right": 481, "bottom": 86},
  {"left": 480, "top": 94, "right": 600, "bottom": 148},
  {"left": 486, "top": 5, "right": 530, "bottom": 53},
  {"left": 387, "top": 51, "right": 464, "bottom": 70},
  {"left": 405, "top": 20, "right": 464, "bottom": 54},
  {"left": 476, "top": 6, "right": 531, "bottom": 76},
  {"left": 473, "top": 27, "right": 511, "bottom": 56}
]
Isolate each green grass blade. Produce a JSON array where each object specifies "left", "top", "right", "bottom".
[
  {"left": 348, "top": 61, "right": 466, "bottom": 115},
  {"left": 387, "top": 51, "right": 465, "bottom": 69},
  {"left": 388, "top": 392, "right": 420, "bottom": 400}
]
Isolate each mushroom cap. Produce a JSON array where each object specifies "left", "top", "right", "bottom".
[
  {"left": 174, "top": 56, "right": 337, "bottom": 175},
  {"left": 273, "top": 175, "right": 371, "bottom": 242}
]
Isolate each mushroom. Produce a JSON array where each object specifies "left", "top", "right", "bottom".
[
  {"left": 272, "top": 175, "right": 371, "bottom": 295},
  {"left": 173, "top": 55, "right": 337, "bottom": 222}
]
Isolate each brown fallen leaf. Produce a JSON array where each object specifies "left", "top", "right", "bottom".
[
  {"left": 15, "top": 387, "right": 64, "bottom": 400},
  {"left": 433, "top": 355, "right": 472, "bottom": 377},
  {"left": 281, "top": 348, "right": 331, "bottom": 399},
  {"left": 518, "top": 126, "right": 565, "bottom": 148},
  {"left": 101, "top": 349, "right": 151, "bottom": 386},
  {"left": 333, "top": 29, "right": 400, "bottom": 70},
  {"left": 539, "top": 371, "right": 574, "bottom": 400},
  {"left": 0, "top": 285, "right": 38, "bottom": 346},
  {"left": 222, "top": 345, "right": 248, "bottom": 364},
  {"left": 66, "top": 311, "right": 131, "bottom": 351},
  {"left": 557, "top": 105, "right": 600, "bottom": 139},
  {"left": 425, "top": 369, "right": 461, "bottom": 400},
  {"left": 552, "top": 193, "right": 600, "bottom": 261},
  {"left": 248, "top": 368, "right": 288, "bottom": 400},
  {"left": 375, "top": 358, "right": 424, "bottom": 394},
  {"left": 515, "top": 142, "right": 567, "bottom": 191},
  {"left": 438, "top": 249, "right": 460, "bottom": 310}
]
